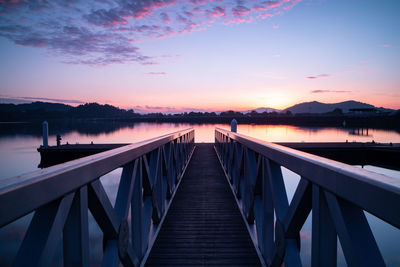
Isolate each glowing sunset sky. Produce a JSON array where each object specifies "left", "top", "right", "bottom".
[{"left": 0, "top": 0, "right": 399, "bottom": 113}]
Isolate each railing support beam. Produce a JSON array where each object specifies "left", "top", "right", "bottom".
[
  {"left": 63, "top": 187, "right": 89, "bottom": 267},
  {"left": 14, "top": 193, "right": 74, "bottom": 267},
  {"left": 312, "top": 185, "right": 337, "bottom": 267}
]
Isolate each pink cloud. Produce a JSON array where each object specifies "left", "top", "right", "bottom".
[
  {"left": 283, "top": 0, "right": 302, "bottom": 10},
  {"left": 145, "top": 72, "right": 166, "bottom": 75},
  {"left": 306, "top": 74, "right": 330, "bottom": 79},
  {"left": 184, "top": 11, "right": 195, "bottom": 18},
  {"left": 254, "top": 1, "right": 283, "bottom": 11},
  {"left": 206, "top": 6, "right": 225, "bottom": 18},
  {"left": 259, "top": 13, "right": 274, "bottom": 19},
  {"left": 311, "top": 90, "right": 351, "bottom": 93},
  {"left": 0, "top": 0, "right": 303, "bottom": 65},
  {"left": 160, "top": 12, "right": 171, "bottom": 23},
  {"left": 192, "top": 7, "right": 202, "bottom": 13},
  {"left": 232, "top": 5, "right": 251, "bottom": 17},
  {"left": 264, "top": 1, "right": 283, "bottom": 8}
]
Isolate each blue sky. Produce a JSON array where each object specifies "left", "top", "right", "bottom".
[{"left": 0, "top": 0, "right": 399, "bottom": 112}]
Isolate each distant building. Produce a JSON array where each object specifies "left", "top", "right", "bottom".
[
  {"left": 348, "top": 108, "right": 378, "bottom": 117},
  {"left": 349, "top": 108, "right": 376, "bottom": 113}
]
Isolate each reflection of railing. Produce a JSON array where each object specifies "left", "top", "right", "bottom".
[
  {"left": 215, "top": 127, "right": 400, "bottom": 266},
  {"left": 0, "top": 128, "right": 195, "bottom": 266}
]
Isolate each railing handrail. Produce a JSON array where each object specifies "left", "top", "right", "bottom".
[
  {"left": 215, "top": 127, "right": 400, "bottom": 266},
  {"left": 215, "top": 127, "right": 400, "bottom": 228},
  {"left": 0, "top": 128, "right": 194, "bottom": 227}
]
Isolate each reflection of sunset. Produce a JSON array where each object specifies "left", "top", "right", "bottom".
[
  {"left": 236, "top": 124, "right": 400, "bottom": 143},
  {"left": 57, "top": 123, "right": 400, "bottom": 144},
  {"left": 59, "top": 123, "right": 231, "bottom": 144}
]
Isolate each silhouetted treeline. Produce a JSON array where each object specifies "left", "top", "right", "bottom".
[
  {"left": 0, "top": 102, "right": 399, "bottom": 130},
  {"left": 0, "top": 102, "right": 138, "bottom": 120}
]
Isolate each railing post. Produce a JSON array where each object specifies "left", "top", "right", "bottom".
[
  {"left": 312, "top": 185, "right": 337, "bottom": 267},
  {"left": 42, "top": 121, "right": 48, "bottom": 147},
  {"left": 63, "top": 186, "right": 89, "bottom": 267},
  {"left": 132, "top": 158, "right": 144, "bottom": 260},
  {"left": 261, "top": 157, "right": 275, "bottom": 263},
  {"left": 231, "top": 119, "right": 237, "bottom": 132}
]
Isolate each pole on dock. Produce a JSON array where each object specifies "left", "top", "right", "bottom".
[
  {"left": 56, "top": 134, "right": 62, "bottom": 147},
  {"left": 231, "top": 119, "right": 237, "bottom": 133},
  {"left": 42, "top": 121, "right": 48, "bottom": 147}
]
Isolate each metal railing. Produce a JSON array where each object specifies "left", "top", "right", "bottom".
[
  {"left": 0, "top": 128, "right": 195, "bottom": 267},
  {"left": 215, "top": 127, "right": 400, "bottom": 267}
]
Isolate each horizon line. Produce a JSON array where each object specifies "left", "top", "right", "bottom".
[{"left": 1, "top": 97, "right": 398, "bottom": 114}]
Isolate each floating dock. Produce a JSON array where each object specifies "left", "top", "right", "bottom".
[{"left": 37, "top": 141, "right": 400, "bottom": 170}]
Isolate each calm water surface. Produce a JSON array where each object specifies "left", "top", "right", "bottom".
[
  {"left": 1, "top": 122, "right": 399, "bottom": 266},
  {"left": 1, "top": 122, "right": 399, "bottom": 179}
]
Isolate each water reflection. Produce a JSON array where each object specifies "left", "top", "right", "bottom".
[
  {"left": 1, "top": 122, "right": 400, "bottom": 179},
  {"left": 349, "top": 127, "right": 371, "bottom": 136},
  {"left": 1, "top": 122, "right": 399, "bottom": 266}
]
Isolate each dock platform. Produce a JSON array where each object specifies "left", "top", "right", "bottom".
[{"left": 146, "top": 143, "right": 261, "bottom": 266}]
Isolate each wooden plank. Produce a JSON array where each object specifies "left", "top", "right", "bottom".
[{"left": 145, "top": 143, "right": 261, "bottom": 266}]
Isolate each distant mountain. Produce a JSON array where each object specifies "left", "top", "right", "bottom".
[
  {"left": 284, "top": 100, "right": 390, "bottom": 114},
  {"left": 18, "top": 102, "right": 72, "bottom": 112},
  {"left": 68, "top": 103, "right": 134, "bottom": 118},
  {"left": 0, "top": 101, "right": 72, "bottom": 113},
  {"left": 242, "top": 107, "right": 281, "bottom": 114},
  {"left": 0, "top": 102, "right": 138, "bottom": 121}
]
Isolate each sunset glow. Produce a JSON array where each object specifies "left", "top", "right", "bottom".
[{"left": 0, "top": 0, "right": 399, "bottom": 111}]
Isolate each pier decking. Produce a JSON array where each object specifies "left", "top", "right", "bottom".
[{"left": 146, "top": 144, "right": 261, "bottom": 266}]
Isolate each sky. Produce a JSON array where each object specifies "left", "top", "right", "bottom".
[{"left": 0, "top": 0, "right": 399, "bottom": 113}]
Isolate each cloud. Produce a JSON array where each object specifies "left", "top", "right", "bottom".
[
  {"left": 20, "top": 96, "right": 85, "bottom": 104},
  {"left": 132, "top": 104, "right": 215, "bottom": 114},
  {"left": 0, "top": 0, "right": 302, "bottom": 65},
  {"left": 232, "top": 5, "right": 251, "bottom": 17},
  {"left": 206, "top": 6, "right": 225, "bottom": 18},
  {"left": 311, "top": 90, "right": 351, "bottom": 94},
  {"left": 84, "top": 8, "right": 128, "bottom": 26},
  {"left": 254, "top": 1, "right": 283, "bottom": 11},
  {"left": 306, "top": 74, "right": 330, "bottom": 79},
  {"left": 0, "top": 95, "right": 85, "bottom": 105},
  {"left": 145, "top": 72, "right": 166, "bottom": 75},
  {"left": 160, "top": 12, "right": 171, "bottom": 23}
]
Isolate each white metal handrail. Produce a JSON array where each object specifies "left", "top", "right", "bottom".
[
  {"left": 0, "top": 128, "right": 195, "bottom": 267},
  {"left": 215, "top": 127, "right": 400, "bottom": 267}
]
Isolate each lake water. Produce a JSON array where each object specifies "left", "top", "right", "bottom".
[{"left": 1, "top": 122, "right": 399, "bottom": 266}]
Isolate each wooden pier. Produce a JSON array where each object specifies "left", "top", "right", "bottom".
[
  {"left": 2, "top": 128, "right": 400, "bottom": 266},
  {"left": 146, "top": 143, "right": 261, "bottom": 266}
]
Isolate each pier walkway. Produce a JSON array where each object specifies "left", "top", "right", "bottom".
[
  {"left": 1, "top": 128, "right": 399, "bottom": 267},
  {"left": 146, "top": 143, "right": 260, "bottom": 266}
]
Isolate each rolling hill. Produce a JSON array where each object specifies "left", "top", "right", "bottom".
[{"left": 284, "top": 100, "right": 383, "bottom": 114}]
